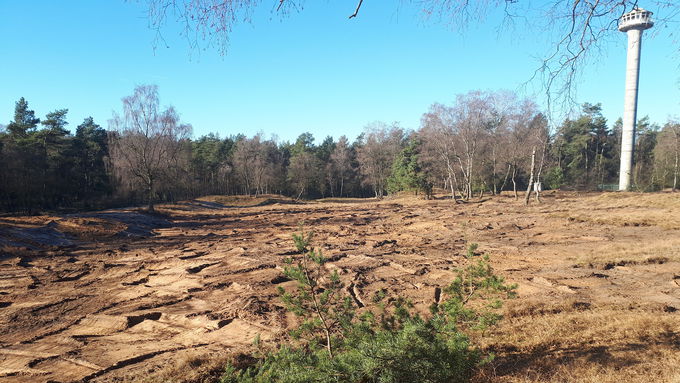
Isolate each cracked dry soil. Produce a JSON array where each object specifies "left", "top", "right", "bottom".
[{"left": 1, "top": 191, "right": 679, "bottom": 382}]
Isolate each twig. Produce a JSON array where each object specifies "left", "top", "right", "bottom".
[{"left": 348, "top": 0, "right": 364, "bottom": 19}]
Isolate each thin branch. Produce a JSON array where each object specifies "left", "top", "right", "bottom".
[{"left": 348, "top": 0, "right": 364, "bottom": 19}]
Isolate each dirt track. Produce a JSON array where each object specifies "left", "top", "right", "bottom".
[{"left": 1, "top": 192, "right": 679, "bottom": 382}]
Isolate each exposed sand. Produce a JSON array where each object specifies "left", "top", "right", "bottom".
[{"left": 0, "top": 191, "right": 678, "bottom": 382}]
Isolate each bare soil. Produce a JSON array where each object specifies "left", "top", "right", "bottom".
[{"left": 1, "top": 191, "right": 678, "bottom": 383}]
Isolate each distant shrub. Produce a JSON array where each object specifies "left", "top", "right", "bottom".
[
  {"left": 220, "top": 229, "right": 516, "bottom": 383},
  {"left": 544, "top": 166, "right": 564, "bottom": 190}
]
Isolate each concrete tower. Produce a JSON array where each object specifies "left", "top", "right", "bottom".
[{"left": 618, "top": 8, "right": 653, "bottom": 191}]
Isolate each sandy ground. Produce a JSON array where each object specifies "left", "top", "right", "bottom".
[{"left": 0, "top": 191, "right": 678, "bottom": 383}]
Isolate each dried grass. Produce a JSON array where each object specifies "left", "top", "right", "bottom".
[
  {"left": 476, "top": 302, "right": 680, "bottom": 383},
  {"left": 120, "top": 351, "right": 235, "bottom": 383},
  {"left": 576, "top": 237, "right": 680, "bottom": 268}
]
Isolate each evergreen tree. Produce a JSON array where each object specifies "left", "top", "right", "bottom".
[
  {"left": 551, "top": 103, "right": 616, "bottom": 189},
  {"left": 633, "top": 116, "right": 659, "bottom": 190},
  {"left": 37, "top": 109, "right": 73, "bottom": 207},
  {"left": 41, "top": 109, "right": 70, "bottom": 135},
  {"left": 387, "top": 139, "right": 431, "bottom": 197},
  {"left": 2, "top": 98, "right": 46, "bottom": 211},
  {"left": 6, "top": 97, "right": 40, "bottom": 137},
  {"left": 73, "top": 117, "right": 111, "bottom": 203}
]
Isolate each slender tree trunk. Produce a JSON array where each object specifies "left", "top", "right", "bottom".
[
  {"left": 492, "top": 148, "right": 497, "bottom": 195},
  {"left": 535, "top": 142, "right": 547, "bottom": 203},
  {"left": 500, "top": 163, "right": 511, "bottom": 194},
  {"left": 448, "top": 175, "right": 455, "bottom": 200},
  {"left": 599, "top": 146, "right": 606, "bottom": 186},
  {"left": 453, "top": 172, "right": 462, "bottom": 202},
  {"left": 445, "top": 157, "right": 458, "bottom": 201},
  {"left": 147, "top": 185, "right": 155, "bottom": 212},
  {"left": 512, "top": 165, "right": 518, "bottom": 200},
  {"left": 524, "top": 147, "right": 536, "bottom": 206},
  {"left": 673, "top": 149, "right": 678, "bottom": 192},
  {"left": 671, "top": 153, "right": 678, "bottom": 191},
  {"left": 467, "top": 158, "right": 473, "bottom": 200},
  {"left": 296, "top": 186, "right": 305, "bottom": 201},
  {"left": 456, "top": 156, "right": 468, "bottom": 201},
  {"left": 584, "top": 141, "right": 590, "bottom": 188}
]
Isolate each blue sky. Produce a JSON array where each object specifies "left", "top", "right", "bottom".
[{"left": 0, "top": 1, "right": 678, "bottom": 143}]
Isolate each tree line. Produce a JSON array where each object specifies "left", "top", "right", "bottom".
[{"left": 1, "top": 86, "right": 678, "bottom": 212}]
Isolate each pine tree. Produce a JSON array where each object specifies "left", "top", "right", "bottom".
[
  {"left": 387, "top": 139, "right": 431, "bottom": 197},
  {"left": 73, "top": 117, "right": 110, "bottom": 203},
  {"left": 6, "top": 97, "right": 40, "bottom": 137}
]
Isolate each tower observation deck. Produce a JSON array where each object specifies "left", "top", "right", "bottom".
[
  {"left": 618, "top": 8, "right": 653, "bottom": 191},
  {"left": 618, "top": 8, "right": 654, "bottom": 32}
]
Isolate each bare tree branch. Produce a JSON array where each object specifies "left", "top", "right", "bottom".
[
  {"left": 348, "top": 0, "right": 364, "bottom": 19},
  {"left": 141, "top": 0, "right": 680, "bottom": 110}
]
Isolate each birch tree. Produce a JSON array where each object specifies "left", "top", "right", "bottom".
[
  {"left": 420, "top": 103, "right": 461, "bottom": 200},
  {"left": 109, "top": 85, "right": 192, "bottom": 211},
  {"left": 356, "top": 122, "right": 404, "bottom": 198},
  {"left": 328, "top": 135, "right": 353, "bottom": 197},
  {"left": 654, "top": 121, "right": 680, "bottom": 191}
]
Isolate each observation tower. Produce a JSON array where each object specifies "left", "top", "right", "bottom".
[{"left": 618, "top": 8, "right": 653, "bottom": 191}]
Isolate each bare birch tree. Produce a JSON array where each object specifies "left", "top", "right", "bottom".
[
  {"left": 356, "top": 122, "right": 404, "bottom": 198},
  {"left": 654, "top": 121, "right": 680, "bottom": 191},
  {"left": 328, "top": 135, "right": 353, "bottom": 197},
  {"left": 420, "top": 103, "right": 462, "bottom": 200},
  {"left": 232, "top": 134, "right": 281, "bottom": 196},
  {"left": 109, "top": 85, "right": 192, "bottom": 211},
  {"left": 500, "top": 100, "right": 544, "bottom": 200},
  {"left": 523, "top": 113, "right": 550, "bottom": 205},
  {"left": 450, "top": 91, "right": 498, "bottom": 200}
]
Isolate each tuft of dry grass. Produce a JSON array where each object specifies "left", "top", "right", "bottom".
[
  {"left": 551, "top": 192, "right": 680, "bottom": 230},
  {"left": 119, "top": 351, "right": 236, "bottom": 383},
  {"left": 576, "top": 237, "right": 680, "bottom": 268},
  {"left": 475, "top": 301, "right": 680, "bottom": 383}
]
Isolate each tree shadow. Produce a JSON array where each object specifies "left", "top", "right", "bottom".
[{"left": 482, "top": 332, "right": 680, "bottom": 380}]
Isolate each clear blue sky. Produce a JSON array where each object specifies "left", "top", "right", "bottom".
[{"left": 0, "top": 1, "right": 678, "bottom": 143}]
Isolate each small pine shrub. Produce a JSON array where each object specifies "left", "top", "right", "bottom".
[{"left": 220, "top": 229, "right": 516, "bottom": 383}]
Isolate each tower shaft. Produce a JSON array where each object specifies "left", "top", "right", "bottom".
[{"left": 619, "top": 28, "right": 643, "bottom": 191}]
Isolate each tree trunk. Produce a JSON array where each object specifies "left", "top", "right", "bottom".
[
  {"left": 535, "top": 142, "right": 547, "bottom": 203},
  {"left": 456, "top": 156, "right": 469, "bottom": 200},
  {"left": 147, "top": 189, "right": 155, "bottom": 212},
  {"left": 467, "top": 158, "right": 473, "bottom": 200},
  {"left": 584, "top": 141, "right": 589, "bottom": 188},
  {"left": 446, "top": 157, "right": 459, "bottom": 202},
  {"left": 512, "top": 166, "right": 518, "bottom": 200},
  {"left": 673, "top": 149, "right": 678, "bottom": 192},
  {"left": 500, "top": 163, "right": 511, "bottom": 194},
  {"left": 492, "top": 148, "right": 497, "bottom": 195},
  {"left": 524, "top": 147, "right": 536, "bottom": 206},
  {"left": 144, "top": 172, "right": 155, "bottom": 212},
  {"left": 674, "top": 133, "right": 680, "bottom": 192},
  {"left": 447, "top": 175, "right": 456, "bottom": 201},
  {"left": 296, "top": 186, "right": 305, "bottom": 201}
]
